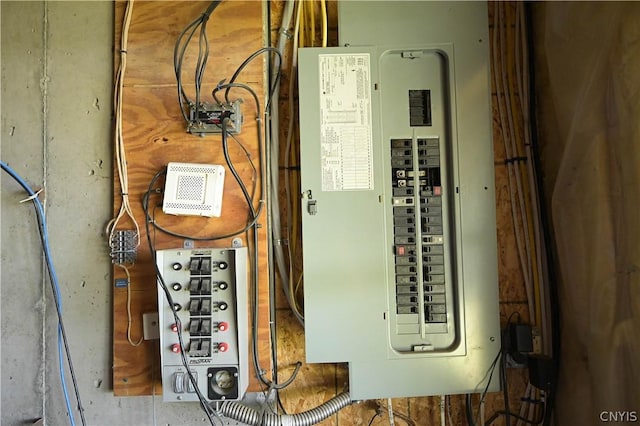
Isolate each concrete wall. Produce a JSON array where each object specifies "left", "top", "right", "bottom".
[{"left": 0, "top": 2, "right": 219, "bottom": 424}]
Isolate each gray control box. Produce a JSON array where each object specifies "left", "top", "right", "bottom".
[
  {"left": 299, "top": 1, "right": 500, "bottom": 400},
  {"left": 156, "top": 247, "right": 248, "bottom": 403}
]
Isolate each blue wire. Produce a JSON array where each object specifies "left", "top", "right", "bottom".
[{"left": 1, "top": 161, "right": 77, "bottom": 426}]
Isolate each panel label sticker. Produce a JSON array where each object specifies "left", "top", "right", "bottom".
[{"left": 318, "top": 54, "right": 374, "bottom": 191}]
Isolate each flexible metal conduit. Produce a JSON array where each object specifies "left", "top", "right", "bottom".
[{"left": 221, "top": 392, "right": 352, "bottom": 426}]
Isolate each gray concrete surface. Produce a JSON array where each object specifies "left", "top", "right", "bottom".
[{"left": 1, "top": 2, "right": 247, "bottom": 425}]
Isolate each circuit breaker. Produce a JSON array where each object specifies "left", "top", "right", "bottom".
[
  {"left": 156, "top": 247, "right": 248, "bottom": 402},
  {"left": 299, "top": 1, "right": 501, "bottom": 400}
]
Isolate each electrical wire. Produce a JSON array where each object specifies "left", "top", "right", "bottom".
[
  {"left": 174, "top": 1, "right": 222, "bottom": 126},
  {"left": 221, "top": 47, "right": 282, "bottom": 111},
  {"left": 465, "top": 348, "right": 502, "bottom": 426},
  {"left": 114, "top": 264, "right": 143, "bottom": 346},
  {"left": 278, "top": 0, "right": 331, "bottom": 325},
  {"left": 490, "top": 3, "right": 560, "bottom": 425},
  {"left": 523, "top": 3, "right": 560, "bottom": 424},
  {"left": 108, "top": 0, "right": 147, "bottom": 350},
  {"left": 373, "top": 399, "right": 416, "bottom": 426},
  {"left": 216, "top": 68, "right": 304, "bottom": 393},
  {"left": 490, "top": 5, "right": 548, "bottom": 425},
  {"left": 1, "top": 161, "right": 87, "bottom": 426},
  {"left": 107, "top": 0, "right": 140, "bottom": 249},
  {"left": 367, "top": 412, "right": 381, "bottom": 426},
  {"left": 221, "top": 117, "right": 301, "bottom": 392},
  {"left": 283, "top": 0, "right": 305, "bottom": 324}
]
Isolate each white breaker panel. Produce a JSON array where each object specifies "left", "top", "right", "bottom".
[{"left": 156, "top": 247, "right": 248, "bottom": 402}]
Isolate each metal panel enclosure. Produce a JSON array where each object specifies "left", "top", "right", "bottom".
[
  {"left": 156, "top": 247, "right": 249, "bottom": 403},
  {"left": 299, "top": 2, "right": 501, "bottom": 399}
]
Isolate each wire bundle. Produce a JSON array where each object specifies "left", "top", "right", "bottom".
[
  {"left": 174, "top": 1, "right": 222, "bottom": 124},
  {"left": 272, "top": 0, "right": 331, "bottom": 328},
  {"left": 108, "top": 0, "right": 144, "bottom": 348},
  {"left": 482, "top": 2, "right": 555, "bottom": 425},
  {"left": 1, "top": 161, "right": 86, "bottom": 426}
]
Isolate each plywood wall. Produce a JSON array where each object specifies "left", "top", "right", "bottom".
[{"left": 112, "top": 0, "right": 270, "bottom": 396}]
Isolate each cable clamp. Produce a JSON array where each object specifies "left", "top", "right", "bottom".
[
  {"left": 120, "top": 49, "right": 127, "bottom": 54},
  {"left": 504, "top": 156, "right": 528, "bottom": 165},
  {"left": 280, "top": 28, "right": 293, "bottom": 40},
  {"left": 19, "top": 188, "right": 43, "bottom": 203}
]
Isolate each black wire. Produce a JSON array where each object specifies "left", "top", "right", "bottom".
[
  {"left": 36, "top": 207, "right": 88, "bottom": 426},
  {"left": 482, "top": 354, "right": 501, "bottom": 417},
  {"left": 213, "top": 82, "right": 261, "bottom": 116},
  {"left": 222, "top": 119, "right": 257, "bottom": 219},
  {"left": 2, "top": 166, "right": 87, "bottom": 426},
  {"left": 222, "top": 117, "right": 301, "bottom": 392},
  {"left": 466, "top": 394, "right": 475, "bottom": 426},
  {"left": 223, "top": 47, "right": 283, "bottom": 110},
  {"left": 485, "top": 409, "right": 544, "bottom": 426},
  {"left": 367, "top": 412, "right": 379, "bottom": 426},
  {"left": 174, "top": 16, "right": 203, "bottom": 121},
  {"left": 502, "top": 312, "right": 522, "bottom": 425},
  {"left": 174, "top": 1, "right": 222, "bottom": 124},
  {"left": 141, "top": 169, "right": 262, "bottom": 241},
  {"left": 501, "top": 346, "right": 511, "bottom": 426},
  {"left": 524, "top": 3, "right": 560, "bottom": 426}
]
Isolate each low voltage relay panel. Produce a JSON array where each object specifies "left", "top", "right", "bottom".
[
  {"left": 156, "top": 247, "right": 248, "bottom": 402},
  {"left": 299, "top": 1, "right": 501, "bottom": 399}
]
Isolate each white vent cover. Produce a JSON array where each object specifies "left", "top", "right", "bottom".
[{"left": 162, "top": 162, "right": 225, "bottom": 217}]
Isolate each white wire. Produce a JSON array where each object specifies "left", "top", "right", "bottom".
[
  {"left": 115, "top": 264, "right": 143, "bottom": 346},
  {"left": 107, "top": 0, "right": 140, "bottom": 247},
  {"left": 516, "top": 383, "right": 532, "bottom": 426},
  {"left": 516, "top": 1, "right": 552, "bottom": 355},
  {"left": 387, "top": 399, "right": 395, "bottom": 426},
  {"left": 499, "top": 2, "right": 535, "bottom": 310},
  {"left": 283, "top": 0, "right": 304, "bottom": 321},
  {"left": 492, "top": 3, "right": 535, "bottom": 324}
]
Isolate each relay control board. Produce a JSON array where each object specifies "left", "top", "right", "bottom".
[{"left": 156, "top": 247, "right": 248, "bottom": 402}]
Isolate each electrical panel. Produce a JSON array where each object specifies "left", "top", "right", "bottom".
[
  {"left": 298, "top": 2, "right": 501, "bottom": 400},
  {"left": 156, "top": 247, "right": 248, "bottom": 402}
]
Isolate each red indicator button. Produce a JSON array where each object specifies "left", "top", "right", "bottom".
[
  {"left": 434, "top": 186, "right": 441, "bottom": 196},
  {"left": 170, "top": 343, "right": 181, "bottom": 353},
  {"left": 218, "top": 322, "right": 229, "bottom": 332},
  {"left": 397, "top": 246, "right": 405, "bottom": 256},
  {"left": 218, "top": 342, "right": 229, "bottom": 352},
  {"left": 170, "top": 323, "right": 179, "bottom": 333}
]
